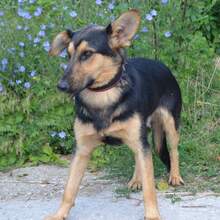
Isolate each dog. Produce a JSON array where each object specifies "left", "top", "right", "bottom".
[{"left": 45, "top": 9, "right": 184, "bottom": 220}]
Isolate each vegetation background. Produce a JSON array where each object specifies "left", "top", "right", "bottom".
[{"left": 0, "top": 0, "right": 219, "bottom": 193}]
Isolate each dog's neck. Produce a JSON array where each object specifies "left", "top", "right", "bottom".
[
  {"left": 88, "top": 62, "right": 125, "bottom": 92},
  {"left": 88, "top": 49, "right": 126, "bottom": 91},
  {"left": 78, "top": 61, "right": 128, "bottom": 109}
]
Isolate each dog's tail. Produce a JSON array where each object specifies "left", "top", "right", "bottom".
[{"left": 158, "top": 135, "right": 170, "bottom": 172}]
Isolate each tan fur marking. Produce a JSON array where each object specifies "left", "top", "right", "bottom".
[
  {"left": 49, "top": 31, "right": 71, "bottom": 56},
  {"left": 76, "top": 41, "right": 90, "bottom": 54},
  {"left": 109, "top": 10, "right": 141, "bottom": 49},
  {"left": 67, "top": 42, "right": 74, "bottom": 55},
  {"left": 102, "top": 113, "right": 141, "bottom": 146},
  {"left": 80, "top": 87, "right": 122, "bottom": 108},
  {"left": 90, "top": 55, "right": 120, "bottom": 88}
]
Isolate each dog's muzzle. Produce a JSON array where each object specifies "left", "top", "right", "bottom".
[{"left": 57, "top": 79, "right": 70, "bottom": 92}]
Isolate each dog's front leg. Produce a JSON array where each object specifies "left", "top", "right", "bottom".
[
  {"left": 45, "top": 131, "right": 99, "bottom": 220},
  {"left": 139, "top": 149, "right": 160, "bottom": 220},
  {"left": 44, "top": 149, "right": 92, "bottom": 220}
]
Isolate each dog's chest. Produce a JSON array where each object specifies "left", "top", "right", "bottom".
[
  {"left": 90, "top": 108, "right": 113, "bottom": 130},
  {"left": 76, "top": 90, "right": 127, "bottom": 131},
  {"left": 76, "top": 103, "right": 115, "bottom": 130}
]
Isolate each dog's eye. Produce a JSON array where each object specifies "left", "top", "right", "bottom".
[{"left": 80, "top": 51, "right": 93, "bottom": 61}]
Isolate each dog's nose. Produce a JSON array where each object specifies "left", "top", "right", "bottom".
[{"left": 57, "top": 79, "right": 69, "bottom": 92}]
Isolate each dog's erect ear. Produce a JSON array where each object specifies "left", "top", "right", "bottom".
[
  {"left": 106, "top": 9, "right": 141, "bottom": 49},
  {"left": 49, "top": 30, "right": 73, "bottom": 56}
]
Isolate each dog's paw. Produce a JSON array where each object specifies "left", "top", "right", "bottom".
[
  {"left": 168, "top": 174, "right": 184, "bottom": 186},
  {"left": 128, "top": 178, "right": 142, "bottom": 190},
  {"left": 44, "top": 214, "right": 66, "bottom": 220}
]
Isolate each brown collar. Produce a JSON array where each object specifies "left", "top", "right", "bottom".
[{"left": 88, "top": 63, "right": 125, "bottom": 92}]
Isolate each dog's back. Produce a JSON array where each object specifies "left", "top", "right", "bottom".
[{"left": 120, "top": 57, "right": 182, "bottom": 124}]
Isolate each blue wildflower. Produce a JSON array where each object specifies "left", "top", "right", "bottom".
[
  {"left": 19, "top": 42, "right": 25, "bottom": 47},
  {"left": 108, "top": 3, "right": 115, "bottom": 10},
  {"left": 18, "top": 65, "right": 25, "bottom": 72},
  {"left": 1, "top": 58, "right": 8, "bottom": 66},
  {"left": 24, "top": 82, "right": 31, "bottom": 89},
  {"left": 58, "top": 131, "right": 66, "bottom": 139},
  {"left": 59, "top": 50, "right": 67, "bottom": 58},
  {"left": 40, "top": 24, "right": 46, "bottom": 30},
  {"left": 27, "top": 34, "right": 32, "bottom": 40},
  {"left": 17, "top": 8, "right": 32, "bottom": 19},
  {"left": 141, "top": 27, "right": 148, "bottom": 33},
  {"left": 43, "top": 41, "right": 50, "bottom": 52},
  {"left": 30, "top": 70, "right": 36, "bottom": 77},
  {"left": 0, "top": 83, "right": 4, "bottom": 93},
  {"left": 69, "top": 10, "right": 77, "bottom": 18},
  {"left": 164, "top": 31, "right": 172, "bottom": 38},
  {"left": 0, "top": 11, "right": 4, "bottom": 17},
  {"left": 161, "top": 0, "right": 169, "bottom": 4},
  {"left": 150, "top": 9, "right": 157, "bottom": 17},
  {"left": 96, "top": 0, "right": 102, "bottom": 5},
  {"left": 29, "top": 0, "right": 36, "bottom": 3},
  {"left": 16, "top": 79, "right": 22, "bottom": 85},
  {"left": 34, "top": 7, "right": 43, "bottom": 16},
  {"left": 34, "top": 37, "right": 40, "bottom": 44},
  {"left": 1, "top": 58, "right": 8, "bottom": 71},
  {"left": 38, "top": 30, "right": 45, "bottom": 37},
  {"left": 18, "top": 0, "right": 24, "bottom": 4},
  {"left": 145, "top": 14, "right": 153, "bottom": 21}
]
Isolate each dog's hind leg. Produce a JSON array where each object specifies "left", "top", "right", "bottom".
[
  {"left": 160, "top": 108, "right": 184, "bottom": 186},
  {"left": 151, "top": 115, "right": 170, "bottom": 172}
]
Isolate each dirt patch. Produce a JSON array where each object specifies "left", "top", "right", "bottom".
[
  {"left": 0, "top": 165, "right": 220, "bottom": 220},
  {"left": 0, "top": 165, "right": 115, "bottom": 201}
]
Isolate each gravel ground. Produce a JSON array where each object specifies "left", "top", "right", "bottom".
[{"left": 0, "top": 165, "right": 220, "bottom": 220}]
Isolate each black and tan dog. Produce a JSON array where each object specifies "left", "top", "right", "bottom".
[{"left": 46, "top": 10, "right": 184, "bottom": 220}]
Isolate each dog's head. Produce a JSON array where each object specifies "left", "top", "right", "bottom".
[{"left": 49, "top": 10, "right": 140, "bottom": 95}]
